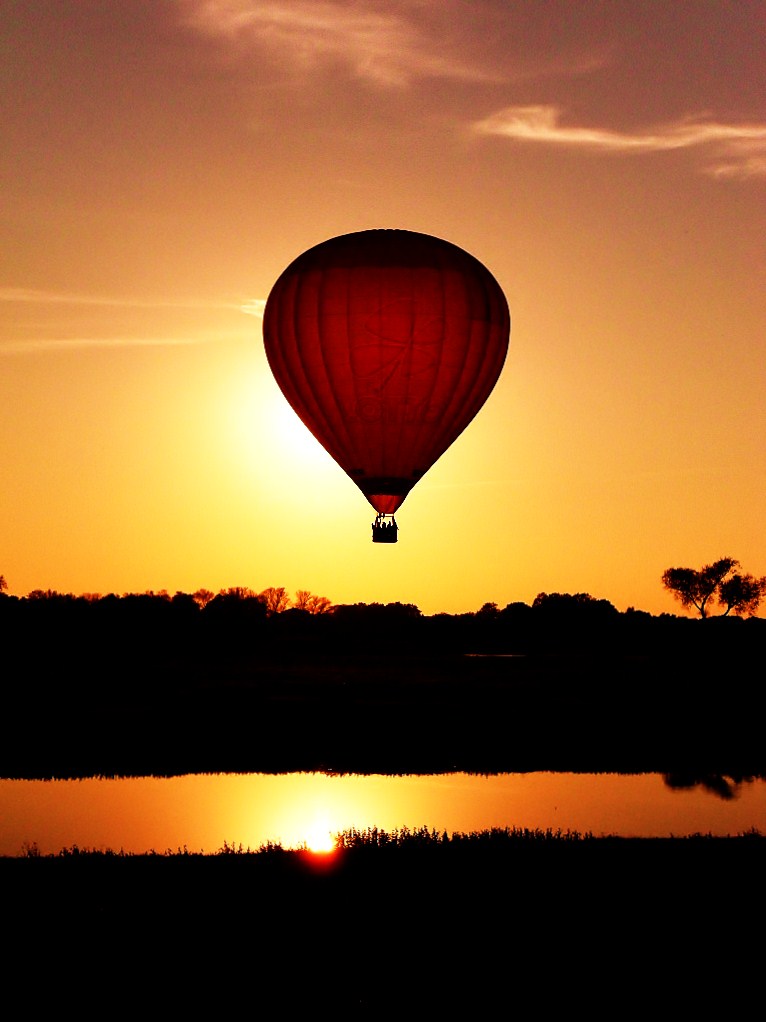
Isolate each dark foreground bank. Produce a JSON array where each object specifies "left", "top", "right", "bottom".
[{"left": 4, "top": 827, "right": 763, "bottom": 1010}]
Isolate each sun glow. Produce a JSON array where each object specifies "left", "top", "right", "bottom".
[
  {"left": 302, "top": 818, "right": 336, "bottom": 854},
  {"left": 228, "top": 366, "right": 335, "bottom": 478}
]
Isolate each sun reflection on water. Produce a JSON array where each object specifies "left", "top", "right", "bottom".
[
  {"left": 2, "top": 772, "right": 765, "bottom": 856},
  {"left": 301, "top": 818, "right": 336, "bottom": 854}
]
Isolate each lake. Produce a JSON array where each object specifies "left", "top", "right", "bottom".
[{"left": 2, "top": 770, "right": 764, "bottom": 856}]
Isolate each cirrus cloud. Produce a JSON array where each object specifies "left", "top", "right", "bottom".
[
  {"left": 473, "top": 105, "right": 766, "bottom": 179},
  {"left": 0, "top": 287, "right": 245, "bottom": 311},
  {"left": 0, "top": 288, "right": 257, "bottom": 353},
  {"left": 180, "top": 0, "right": 502, "bottom": 87}
]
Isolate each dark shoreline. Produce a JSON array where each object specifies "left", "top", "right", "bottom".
[{"left": 5, "top": 827, "right": 763, "bottom": 1009}]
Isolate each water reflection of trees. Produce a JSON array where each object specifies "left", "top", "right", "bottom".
[{"left": 663, "top": 772, "right": 758, "bottom": 800}]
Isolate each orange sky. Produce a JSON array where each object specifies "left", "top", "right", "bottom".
[{"left": 1, "top": 1, "right": 764, "bottom": 616}]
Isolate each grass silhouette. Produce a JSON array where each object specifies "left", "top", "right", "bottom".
[{"left": 4, "top": 825, "right": 762, "bottom": 1010}]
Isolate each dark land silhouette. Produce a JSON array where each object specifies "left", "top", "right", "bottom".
[
  {"left": 2, "top": 588, "right": 763, "bottom": 1009},
  {"left": 1, "top": 588, "right": 764, "bottom": 778},
  {"left": 4, "top": 826, "right": 763, "bottom": 1010}
]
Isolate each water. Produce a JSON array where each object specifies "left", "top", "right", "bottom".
[{"left": 2, "top": 771, "right": 764, "bottom": 856}]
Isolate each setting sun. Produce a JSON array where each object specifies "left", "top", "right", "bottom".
[{"left": 303, "top": 826, "right": 337, "bottom": 855}]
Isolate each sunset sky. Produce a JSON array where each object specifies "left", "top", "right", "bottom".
[{"left": 2, "top": 1, "right": 764, "bottom": 616}]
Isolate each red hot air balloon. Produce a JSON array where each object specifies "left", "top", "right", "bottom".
[{"left": 262, "top": 229, "right": 510, "bottom": 543}]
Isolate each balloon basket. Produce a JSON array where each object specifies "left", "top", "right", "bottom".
[{"left": 372, "top": 515, "right": 398, "bottom": 544}]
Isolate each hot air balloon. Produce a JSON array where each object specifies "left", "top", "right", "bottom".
[{"left": 262, "top": 229, "right": 510, "bottom": 543}]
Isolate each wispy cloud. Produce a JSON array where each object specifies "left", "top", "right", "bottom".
[
  {"left": 0, "top": 289, "right": 263, "bottom": 353},
  {"left": 240, "top": 298, "right": 266, "bottom": 317},
  {"left": 0, "top": 287, "right": 244, "bottom": 310},
  {"left": 0, "top": 336, "right": 217, "bottom": 355},
  {"left": 473, "top": 105, "right": 766, "bottom": 178},
  {"left": 181, "top": 0, "right": 500, "bottom": 87}
]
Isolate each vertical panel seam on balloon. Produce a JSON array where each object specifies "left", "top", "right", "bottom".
[{"left": 315, "top": 265, "right": 358, "bottom": 473}]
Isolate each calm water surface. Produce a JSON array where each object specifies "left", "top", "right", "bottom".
[{"left": 1, "top": 772, "right": 764, "bottom": 856}]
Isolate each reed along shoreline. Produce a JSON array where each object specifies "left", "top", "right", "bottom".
[{"left": 4, "top": 827, "right": 763, "bottom": 1010}]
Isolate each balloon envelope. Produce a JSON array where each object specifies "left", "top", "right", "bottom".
[{"left": 262, "top": 229, "right": 510, "bottom": 515}]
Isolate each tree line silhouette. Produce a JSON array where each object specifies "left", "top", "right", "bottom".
[
  {"left": 2, "top": 581, "right": 763, "bottom": 672},
  {"left": 3, "top": 577, "right": 763, "bottom": 778}
]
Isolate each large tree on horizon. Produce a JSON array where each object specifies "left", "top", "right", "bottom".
[{"left": 662, "top": 558, "right": 766, "bottom": 617}]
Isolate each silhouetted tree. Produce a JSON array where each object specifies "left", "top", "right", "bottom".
[
  {"left": 171, "top": 591, "right": 200, "bottom": 615},
  {"left": 259, "top": 586, "right": 291, "bottom": 614},
  {"left": 532, "top": 592, "right": 618, "bottom": 623},
  {"left": 0, "top": 574, "right": 7, "bottom": 593},
  {"left": 529, "top": 592, "right": 619, "bottom": 650},
  {"left": 471, "top": 602, "right": 502, "bottom": 648},
  {"left": 341, "top": 601, "right": 421, "bottom": 622},
  {"left": 219, "top": 586, "right": 258, "bottom": 599},
  {"left": 497, "top": 601, "right": 534, "bottom": 648},
  {"left": 500, "top": 601, "right": 533, "bottom": 619},
  {"left": 662, "top": 558, "right": 766, "bottom": 617},
  {"left": 330, "top": 601, "right": 422, "bottom": 648},
  {"left": 717, "top": 572, "right": 766, "bottom": 616},
  {"left": 294, "top": 590, "right": 333, "bottom": 614},
  {"left": 201, "top": 588, "right": 269, "bottom": 653}
]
